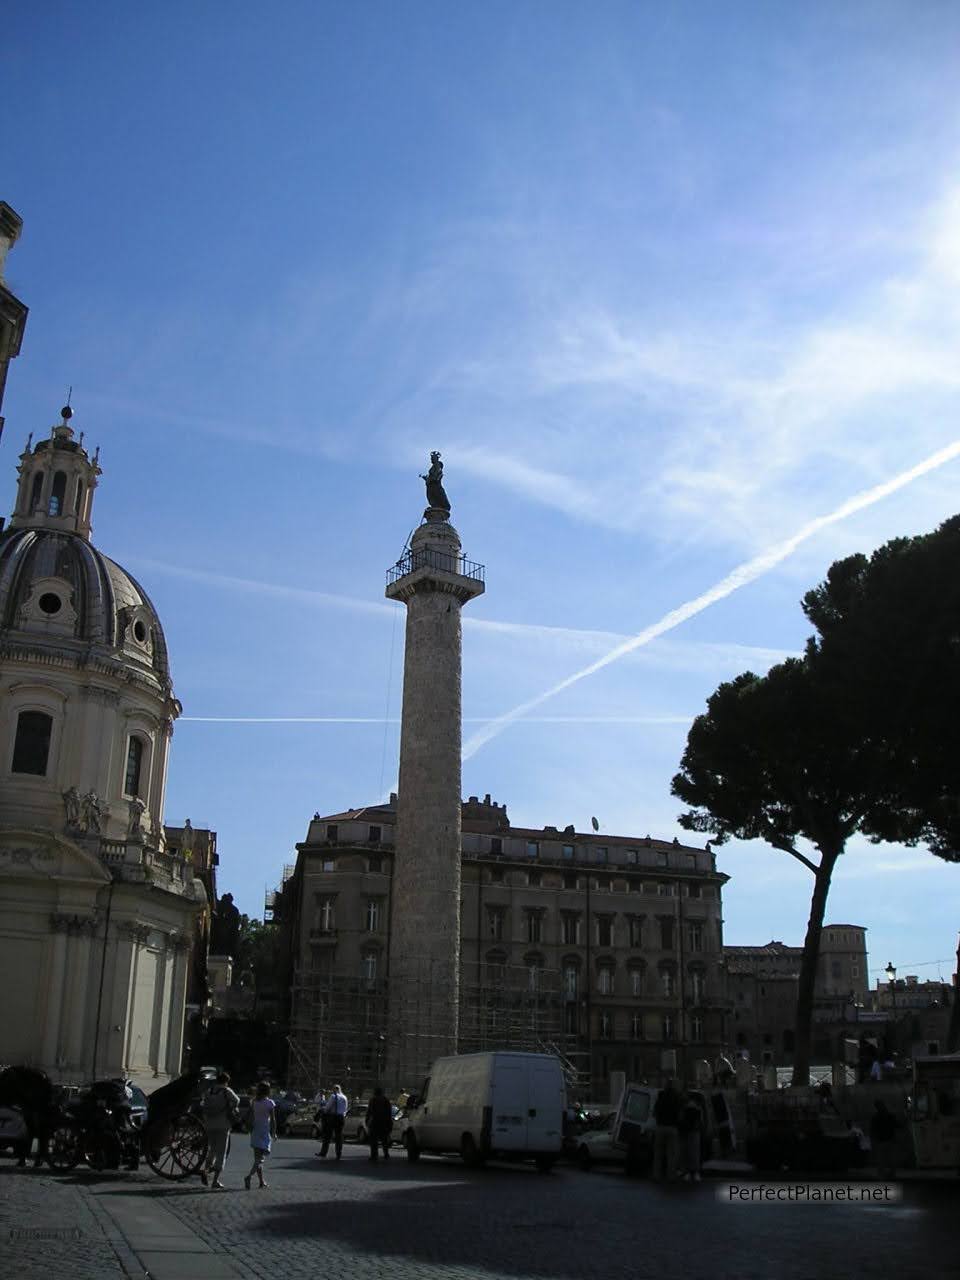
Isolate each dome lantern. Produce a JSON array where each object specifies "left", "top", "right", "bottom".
[{"left": 9, "top": 405, "right": 101, "bottom": 540}]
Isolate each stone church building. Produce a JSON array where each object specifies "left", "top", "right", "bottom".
[{"left": 0, "top": 407, "right": 206, "bottom": 1086}]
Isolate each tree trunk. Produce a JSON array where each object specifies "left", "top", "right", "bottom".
[{"left": 791, "top": 849, "right": 841, "bottom": 1088}]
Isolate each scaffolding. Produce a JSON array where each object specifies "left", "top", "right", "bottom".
[{"left": 286, "top": 957, "right": 589, "bottom": 1100}]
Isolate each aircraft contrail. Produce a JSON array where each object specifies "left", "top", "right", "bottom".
[
  {"left": 179, "top": 715, "right": 690, "bottom": 725},
  {"left": 461, "top": 438, "right": 960, "bottom": 762}
]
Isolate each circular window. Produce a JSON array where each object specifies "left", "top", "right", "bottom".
[
  {"left": 133, "top": 620, "right": 147, "bottom": 643},
  {"left": 38, "top": 593, "right": 62, "bottom": 615}
]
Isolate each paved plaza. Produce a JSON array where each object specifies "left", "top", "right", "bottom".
[{"left": 1, "top": 1138, "right": 957, "bottom": 1280}]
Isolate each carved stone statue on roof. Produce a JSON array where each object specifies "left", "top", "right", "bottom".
[
  {"left": 211, "top": 891, "right": 241, "bottom": 957},
  {"left": 421, "top": 451, "right": 451, "bottom": 513}
]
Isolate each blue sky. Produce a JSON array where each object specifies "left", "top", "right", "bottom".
[{"left": 4, "top": 3, "right": 960, "bottom": 991}]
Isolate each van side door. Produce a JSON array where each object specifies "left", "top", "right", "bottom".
[
  {"left": 526, "top": 1060, "right": 563, "bottom": 1153},
  {"left": 491, "top": 1058, "right": 528, "bottom": 1151}
]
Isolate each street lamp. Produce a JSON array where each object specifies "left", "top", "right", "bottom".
[{"left": 884, "top": 962, "right": 898, "bottom": 1061}]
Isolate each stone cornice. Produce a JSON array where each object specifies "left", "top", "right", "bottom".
[{"left": 0, "top": 637, "right": 173, "bottom": 699}]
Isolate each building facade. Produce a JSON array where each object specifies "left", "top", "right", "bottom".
[
  {"left": 0, "top": 403, "right": 206, "bottom": 1087},
  {"left": 725, "top": 925, "right": 869, "bottom": 1066},
  {"left": 278, "top": 796, "right": 729, "bottom": 1097}
]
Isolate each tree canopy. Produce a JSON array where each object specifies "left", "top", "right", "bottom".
[
  {"left": 672, "top": 658, "right": 883, "bottom": 1085},
  {"left": 673, "top": 513, "right": 960, "bottom": 1082},
  {"left": 802, "top": 514, "right": 960, "bottom": 860}
]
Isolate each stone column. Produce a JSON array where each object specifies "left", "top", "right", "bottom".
[
  {"left": 164, "top": 935, "right": 191, "bottom": 1078},
  {"left": 41, "top": 917, "right": 71, "bottom": 1069},
  {"left": 63, "top": 921, "right": 98, "bottom": 1077},
  {"left": 385, "top": 504, "right": 484, "bottom": 1089}
]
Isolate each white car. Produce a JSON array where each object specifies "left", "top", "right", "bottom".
[
  {"left": 283, "top": 1104, "right": 321, "bottom": 1138},
  {"left": 573, "top": 1116, "right": 620, "bottom": 1171}
]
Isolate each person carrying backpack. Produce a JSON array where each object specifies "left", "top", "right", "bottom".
[{"left": 201, "top": 1072, "right": 240, "bottom": 1188}]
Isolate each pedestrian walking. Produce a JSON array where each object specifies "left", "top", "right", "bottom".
[
  {"left": 244, "top": 1081, "right": 276, "bottom": 1189},
  {"left": 201, "top": 1071, "right": 240, "bottom": 1188},
  {"left": 366, "top": 1087, "right": 393, "bottom": 1161},
  {"left": 678, "top": 1092, "right": 702, "bottom": 1182},
  {"left": 652, "top": 1081, "right": 681, "bottom": 1181},
  {"left": 317, "top": 1083, "right": 348, "bottom": 1160}
]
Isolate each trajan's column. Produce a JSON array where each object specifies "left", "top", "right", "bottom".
[{"left": 385, "top": 453, "right": 484, "bottom": 1089}]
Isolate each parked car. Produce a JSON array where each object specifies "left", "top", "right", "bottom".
[
  {"left": 283, "top": 1104, "right": 321, "bottom": 1139},
  {"left": 342, "top": 1104, "right": 370, "bottom": 1144},
  {"left": 571, "top": 1114, "right": 619, "bottom": 1170}
]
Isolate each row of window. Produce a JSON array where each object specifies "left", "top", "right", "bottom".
[
  {"left": 488, "top": 908, "right": 707, "bottom": 951},
  {"left": 476, "top": 953, "right": 709, "bottom": 1001},
  {"left": 320, "top": 824, "right": 702, "bottom": 870},
  {"left": 312, "top": 855, "right": 716, "bottom": 901},
  {"left": 563, "top": 1007, "right": 704, "bottom": 1041},
  {"left": 313, "top": 897, "right": 385, "bottom": 933},
  {"left": 311, "top": 896, "right": 709, "bottom": 953},
  {"left": 303, "top": 950, "right": 711, "bottom": 1032},
  {"left": 11, "top": 710, "right": 146, "bottom": 799},
  {"left": 487, "top": 867, "right": 714, "bottom": 896}
]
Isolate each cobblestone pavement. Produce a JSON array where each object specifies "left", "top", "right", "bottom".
[
  {"left": 0, "top": 1164, "right": 129, "bottom": 1279},
  {"left": 4, "top": 1139, "right": 959, "bottom": 1280}
]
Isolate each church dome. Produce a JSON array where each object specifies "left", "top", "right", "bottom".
[
  {"left": 0, "top": 412, "right": 172, "bottom": 693},
  {"left": 0, "top": 526, "right": 171, "bottom": 687}
]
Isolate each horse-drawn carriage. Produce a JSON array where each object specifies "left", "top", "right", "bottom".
[{"left": 0, "top": 1066, "right": 208, "bottom": 1180}]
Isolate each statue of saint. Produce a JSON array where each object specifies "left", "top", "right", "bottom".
[
  {"left": 421, "top": 451, "right": 451, "bottom": 512},
  {"left": 210, "top": 892, "right": 241, "bottom": 957},
  {"left": 81, "top": 790, "right": 104, "bottom": 834},
  {"left": 127, "top": 796, "right": 146, "bottom": 838},
  {"left": 62, "top": 785, "right": 82, "bottom": 829}
]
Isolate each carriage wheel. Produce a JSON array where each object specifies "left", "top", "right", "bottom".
[
  {"left": 146, "top": 1114, "right": 207, "bottom": 1181},
  {"left": 47, "top": 1121, "right": 82, "bottom": 1172}
]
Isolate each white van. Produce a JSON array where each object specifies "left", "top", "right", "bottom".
[{"left": 403, "top": 1051, "right": 566, "bottom": 1172}]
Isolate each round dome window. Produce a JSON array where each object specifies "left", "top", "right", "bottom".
[
  {"left": 133, "top": 620, "right": 147, "bottom": 643},
  {"left": 38, "top": 593, "right": 62, "bottom": 615}
]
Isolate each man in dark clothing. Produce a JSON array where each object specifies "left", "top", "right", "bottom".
[
  {"left": 366, "top": 1087, "right": 393, "bottom": 1161},
  {"left": 653, "top": 1082, "right": 682, "bottom": 1181}
]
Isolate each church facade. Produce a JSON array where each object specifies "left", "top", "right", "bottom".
[{"left": 0, "top": 407, "right": 206, "bottom": 1087}]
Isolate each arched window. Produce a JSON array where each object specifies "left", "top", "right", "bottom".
[
  {"left": 49, "top": 471, "right": 67, "bottom": 516},
  {"left": 12, "top": 711, "right": 53, "bottom": 775},
  {"left": 124, "top": 736, "right": 144, "bottom": 797},
  {"left": 361, "top": 951, "right": 378, "bottom": 985},
  {"left": 597, "top": 964, "right": 615, "bottom": 996},
  {"left": 75, "top": 479, "right": 84, "bottom": 514},
  {"left": 29, "top": 472, "right": 43, "bottom": 511}
]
